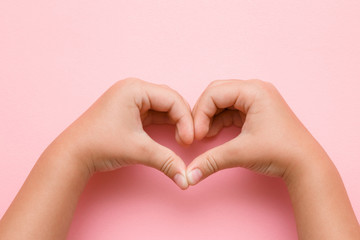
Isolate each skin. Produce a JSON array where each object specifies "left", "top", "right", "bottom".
[
  {"left": 0, "top": 78, "right": 193, "bottom": 239},
  {"left": 187, "top": 79, "right": 360, "bottom": 239},
  {"left": 0, "top": 78, "right": 359, "bottom": 239}
]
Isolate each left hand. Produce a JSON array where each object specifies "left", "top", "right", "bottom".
[{"left": 55, "top": 78, "right": 194, "bottom": 189}]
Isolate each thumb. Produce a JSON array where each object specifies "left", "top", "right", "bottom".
[
  {"left": 139, "top": 137, "right": 189, "bottom": 190},
  {"left": 186, "top": 137, "right": 250, "bottom": 186}
]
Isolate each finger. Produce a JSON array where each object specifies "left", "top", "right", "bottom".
[
  {"left": 142, "top": 111, "right": 186, "bottom": 145},
  {"left": 206, "top": 110, "right": 245, "bottom": 137},
  {"left": 143, "top": 83, "right": 194, "bottom": 145},
  {"left": 192, "top": 80, "right": 256, "bottom": 140},
  {"left": 142, "top": 111, "right": 175, "bottom": 126},
  {"left": 186, "top": 136, "right": 252, "bottom": 186},
  {"left": 175, "top": 94, "right": 192, "bottom": 146},
  {"left": 191, "top": 79, "right": 238, "bottom": 118},
  {"left": 141, "top": 107, "right": 189, "bottom": 146},
  {"left": 139, "top": 136, "right": 189, "bottom": 190}
]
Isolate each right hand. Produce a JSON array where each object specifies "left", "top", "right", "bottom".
[{"left": 186, "top": 79, "right": 329, "bottom": 185}]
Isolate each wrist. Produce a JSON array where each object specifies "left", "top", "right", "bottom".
[
  {"left": 282, "top": 144, "right": 360, "bottom": 239},
  {"left": 283, "top": 141, "right": 334, "bottom": 187},
  {"left": 0, "top": 133, "right": 93, "bottom": 239},
  {"left": 44, "top": 135, "right": 94, "bottom": 181}
]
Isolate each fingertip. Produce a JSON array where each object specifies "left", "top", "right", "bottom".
[
  {"left": 175, "top": 127, "right": 182, "bottom": 144},
  {"left": 186, "top": 168, "right": 203, "bottom": 186},
  {"left": 187, "top": 122, "right": 195, "bottom": 144},
  {"left": 194, "top": 122, "right": 208, "bottom": 140},
  {"left": 181, "top": 137, "right": 193, "bottom": 146},
  {"left": 174, "top": 173, "right": 189, "bottom": 190},
  {"left": 176, "top": 119, "right": 195, "bottom": 145},
  {"left": 182, "top": 129, "right": 194, "bottom": 145},
  {"left": 206, "top": 128, "right": 217, "bottom": 138},
  {"left": 193, "top": 111, "right": 211, "bottom": 140},
  {"left": 175, "top": 128, "right": 191, "bottom": 147}
]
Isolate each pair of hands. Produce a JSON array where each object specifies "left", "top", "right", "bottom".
[
  {"left": 58, "top": 78, "right": 321, "bottom": 189},
  {"left": 2, "top": 77, "right": 359, "bottom": 240}
]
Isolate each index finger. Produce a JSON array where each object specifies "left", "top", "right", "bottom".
[
  {"left": 192, "top": 80, "right": 258, "bottom": 140},
  {"left": 141, "top": 82, "right": 194, "bottom": 145}
]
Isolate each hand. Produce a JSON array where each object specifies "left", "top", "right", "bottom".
[
  {"left": 186, "top": 79, "right": 326, "bottom": 185},
  {"left": 2, "top": 78, "right": 358, "bottom": 240},
  {"left": 58, "top": 78, "right": 194, "bottom": 189}
]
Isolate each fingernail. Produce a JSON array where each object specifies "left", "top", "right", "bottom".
[
  {"left": 187, "top": 168, "right": 203, "bottom": 185},
  {"left": 174, "top": 173, "right": 188, "bottom": 189}
]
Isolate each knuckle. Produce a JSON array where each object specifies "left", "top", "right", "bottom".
[
  {"left": 208, "top": 79, "right": 244, "bottom": 91},
  {"left": 158, "top": 83, "right": 179, "bottom": 98},
  {"left": 204, "top": 153, "right": 219, "bottom": 174},
  {"left": 206, "top": 81, "right": 222, "bottom": 96},
  {"left": 112, "top": 78, "right": 145, "bottom": 99},
  {"left": 248, "top": 79, "right": 275, "bottom": 92},
  {"left": 133, "top": 139, "right": 151, "bottom": 164},
  {"left": 208, "top": 79, "right": 225, "bottom": 89},
  {"left": 246, "top": 79, "right": 278, "bottom": 100},
  {"left": 160, "top": 152, "right": 175, "bottom": 177},
  {"left": 264, "top": 81, "right": 278, "bottom": 93},
  {"left": 209, "top": 79, "right": 222, "bottom": 86},
  {"left": 170, "top": 88, "right": 182, "bottom": 100},
  {"left": 123, "top": 77, "right": 142, "bottom": 83},
  {"left": 172, "top": 92, "right": 187, "bottom": 108},
  {"left": 160, "top": 83, "right": 171, "bottom": 89},
  {"left": 248, "top": 78, "right": 264, "bottom": 84},
  {"left": 247, "top": 79, "right": 267, "bottom": 90},
  {"left": 116, "top": 77, "right": 143, "bottom": 89}
]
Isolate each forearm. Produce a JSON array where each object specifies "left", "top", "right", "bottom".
[
  {"left": 0, "top": 137, "right": 91, "bottom": 240},
  {"left": 285, "top": 149, "right": 360, "bottom": 239}
]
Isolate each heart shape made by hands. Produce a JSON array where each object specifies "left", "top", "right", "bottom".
[{"left": 137, "top": 79, "right": 297, "bottom": 190}]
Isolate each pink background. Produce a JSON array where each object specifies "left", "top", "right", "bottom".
[{"left": 1, "top": 1, "right": 360, "bottom": 239}]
